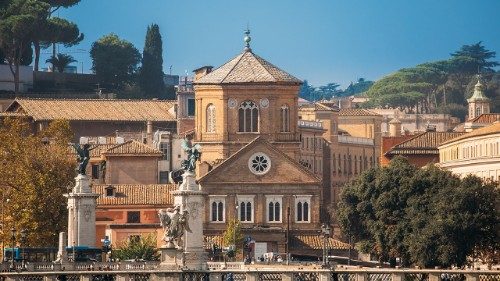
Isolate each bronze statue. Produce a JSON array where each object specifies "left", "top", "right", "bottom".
[
  {"left": 181, "top": 136, "right": 201, "bottom": 172},
  {"left": 158, "top": 206, "right": 192, "bottom": 249},
  {"left": 72, "top": 143, "right": 90, "bottom": 175}
]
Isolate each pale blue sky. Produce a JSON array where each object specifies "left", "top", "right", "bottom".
[{"left": 48, "top": 0, "right": 500, "bottom": 88}]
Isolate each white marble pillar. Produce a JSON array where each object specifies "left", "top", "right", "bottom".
[
  {"left": 64, "top": 174, "right": 100, "bottom": 248},
  {"left": 172, "top": 171, "right": 207, "bottom": 270}
]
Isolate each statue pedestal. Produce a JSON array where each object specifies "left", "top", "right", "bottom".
[
  {"left": 170, "top": 171, "right": 207, "bottom": 270},
  {"left": 64, "top": 174, "right": 100, "bottom": 248},
  {"left": 159, "top": 247, "right": 183, "bottom": 269}
]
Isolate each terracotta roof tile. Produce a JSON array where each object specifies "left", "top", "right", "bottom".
[
  {"left": 386, "top": 131, "right": 465, "bottom": 155},
  {"left": 468, "top": 113, "right": 500, "bottom": 124},
  {"left": 440, "top": 122, "right": 500, "bottom": 146},
  {"left": 103, "top": 140, "right": 162, "bottom": 156},
  {"left": 4, "top": 98, "right": 176, "bottom": 122},
  {"left": 338, "top": 108, "right": 380, "bottom": 116},
  {"left": 93, "top": 184, "right": 176, "bottom": 206},
  {"left": 291, "top": 235, "right": 351, "bottom": 250},
  {"left": 195, "top": 50, "right": 301, "bottom": 85}
]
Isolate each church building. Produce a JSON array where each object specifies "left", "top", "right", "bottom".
[{"left": 193, "top": 31, "right": 347, "bottom": 258}]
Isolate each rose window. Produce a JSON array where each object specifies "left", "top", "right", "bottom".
[{"left": 248, "top": 153, "right": 271, "bottom": 175}]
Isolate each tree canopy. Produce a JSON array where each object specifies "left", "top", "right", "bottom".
[
  {"left": 365, "top": 42, "right": 499, "bottom": 118},
  {"left": 0, "top": 118, "right": 75, "bottom": 247},
  {"left": 139, "top": 24, "right": 167, "bottom": 99},
  {"left": 90, "top": 33, "right": 141, "bottom": 87},
  {"left": 45, "top": 53, "right": 76, "bottom": 72},
  {"left": 336, "top": 157, "right": 499, "bottom": 268}
]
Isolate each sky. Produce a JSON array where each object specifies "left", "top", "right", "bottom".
[{"left": 48, "top": 0, "right": 500, "bottom": 88}]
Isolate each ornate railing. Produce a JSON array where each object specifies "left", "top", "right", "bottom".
[{"left": 0, "top": 265, "right": 498, "bottom": 281}]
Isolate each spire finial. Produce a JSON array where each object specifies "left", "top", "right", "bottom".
[{"left": 244, "top": 26, "right": 251, "bottom": 52}]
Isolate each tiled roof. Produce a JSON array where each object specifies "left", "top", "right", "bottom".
[
  {"left": 203, "top": 235, "right": 351, "bottom": 250},
  {"left": 317, "top": 101, "right": 339, "bottom": 111},
  {"left": 195, "top": 50, "right": 302, "bottom": 85},
  {"left": 93, "top": 184, "right": 176, "bottom": 206},
  {"left": 291, "top": 235, "right": 351, "bottom": 250},
  {"left": 3, "top": 98, "right": 176, "bottom": 122},
  {"left": 89, "top": 144, "right": 116, "bottom": 158},
  {"left": 103, "top": 140, "right": 162, "bottom": 156},
  {"left": 386, "top": 131, "right": 465, "bottom": 155},
  {"left": 299, "top": 102, "right": 337, "bottom": 111},
  {"left": 469, "top": 113, "right": 500, "bottom": 124},
  {"left": 338, "top": 108, "right": 380, "bottom": 116},
  {"left": 440, "top": 122, "right": 500, "bottom": 146}
]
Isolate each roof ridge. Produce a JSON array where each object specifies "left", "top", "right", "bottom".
[
  {"left": 251, "top": 52, "right": 278, "bottom": 82},
  {"left": 220, "top": 52, "right": 247, "bottom": 83}
]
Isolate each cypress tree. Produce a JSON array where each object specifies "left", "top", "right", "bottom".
[{"left": 140, "top": 24, "right": 167, "bottom": 99}]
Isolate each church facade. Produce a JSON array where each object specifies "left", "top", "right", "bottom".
[{"left": 192, "top": 33, "right": 333, "bottom": 257}]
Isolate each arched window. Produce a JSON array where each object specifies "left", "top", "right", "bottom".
[
  {"left": 297, "top": 202, "right": 303, "bottom": 221},
  {"left": 238, "top": 197, "right": 254, "bottom": 222},
  {"left": 210, "top": 198, "right": 224, "bottom": 222},
  {"left": 240, "top": 201, "right": 246, "bottom": 221},
  {"left": 206, "top": 104, "right": 216, "bottom": 132},
  {"left": 268, "top": 202, "right": 274, "bottom": 221},
  {"left": 280, "top": 105, "right": 290, "bottom": 132},
  {"left": 238, "top": 101, "right": 259, "bottom": 132},
  {"left": 295, "top": 197, "right": 310, "bottom": 222},
  {"left": 267, "top": 199, "right": 282, "bottom": 222}
]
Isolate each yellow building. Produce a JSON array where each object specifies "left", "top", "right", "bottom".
[
  {"left": 439, "top": 122, "right": 500, "bottom": 181},
  {"left": 193, "top": 37, "right": 302, "bottom": 169}
]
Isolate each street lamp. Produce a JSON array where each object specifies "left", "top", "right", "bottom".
[
  {"left": 321, "top": 223, "right": 331, "bottom": 268},
  {"left": 20, "top": 229, "right": 26, "bottom": 270},
  {"left": 1, "top": 197, "right": 10, "bottom": 262},
  {"left": 10, "top": 227, "right": 15, "bottom": 270}
]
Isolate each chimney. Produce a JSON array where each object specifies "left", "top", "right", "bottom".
[
  {"left": 193, "top": 66, "right": 213, "bottom": 81},
  {"left": 146, "top": 121, "right": 153, "bottom": 145},
  {"left": 389, "top": 118, "right": 402, "bottom": 137}
]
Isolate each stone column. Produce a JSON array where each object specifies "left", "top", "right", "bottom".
[
  {"left": 64, "top": 174, "right": 100, "bottom": 248},
  {"left": 172, "top": 171, "right": 207, "bottom": 270}
]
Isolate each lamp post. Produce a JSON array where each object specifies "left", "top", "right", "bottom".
[
  {"left": 20, "top": 229, "right": 26, "bottom": 270},
  {"left": 321, "top": 223, "right": 331, "bottom": 268},
  {"left": 1, "top": 197, "right": 10, "bottom": 262},
  {"left": 234, "top": 204, "right": 238, "bottom": 262},
  {"left": 10, "top": 227, "right": 15, "bottom": 270}
]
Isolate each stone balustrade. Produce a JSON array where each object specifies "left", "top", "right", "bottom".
[{"left": 0, "top": 264, "right": 498, "bottom": 281}]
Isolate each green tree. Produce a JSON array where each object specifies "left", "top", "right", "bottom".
[
  {"left": 317, "top": 82, "right": 341, "bottom": 100},
  {"left": 450, "top": 41, "right": 499, "bottom": 74},
  {"left": 223, "top": 219, "right": 243, "bottom": 258},
  {"left": 111, "top": 234, "right": 159, "bottom": 261},
  {"left": 0, "top": 0, "right": 49, "bottom": 93},
  {"left": 139, "top": 24, "right": 167, "bottom": 99},
  {"left": 336, "top": 157, "right": 498, "bottom": 268},
  {"left": 45, "top": 53, "right": 76, "bottom": 72},
  {"left": 34, "top": 16, "right": 83, "bottom": 71},
  {"left": 299, "top": 80, "right": 317, "bottom": 101},
  {"left": 341, "top": 78, "right": 374, "bottom": 97},
  {"left": 90, "top": 33, "right": 141, "bottom": 87},
  {"left": 0, "top": 118, "right": 75, "bottom": 247}
]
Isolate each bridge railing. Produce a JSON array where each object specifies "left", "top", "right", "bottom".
[{"left": 0, "top": 265, "right": 498, "bottom": 281}]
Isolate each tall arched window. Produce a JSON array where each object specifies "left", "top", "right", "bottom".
[
  {"left": 238, "top": 101, "right": 259, "bottom": 132},
  {"left": 206, "top": 104, "right": 216, "bottom": 132},
  {"left": 280, "top": 105, "right": 290, "bottom": 132},
  {"left": 210, "top": 198, "right": 224, "bottom": 222},
  {"left": 295, "top": 198, "right": 310, "bottom": 222}
]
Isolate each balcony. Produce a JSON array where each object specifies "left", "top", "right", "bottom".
[{"left": 338, "top": 135, "right": 374, "bottom": 146}]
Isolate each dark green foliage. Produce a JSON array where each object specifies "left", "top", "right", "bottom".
[
  {"left": 450, "top": 41, "right": 499, "bottom": 74},
  {"left": 45, "top": 53, "right": 76, "bottom": 72},
  {"left": 111, "top": 234, "right": 160, "bottom": 261},
  {"left": 139, "top": 24, "right": 167, "bottom": 99},
  {"left": 435, "top": 103, "right": 468, "bottom": 122},
  {"left": 90, "top": 33, "right": 141, "bottom": 87},
  {"left": 341, "top": 78, "right": 374, "bottom": 97},
  {"left": 299, "top": 80, "right": 316, "bottom": 101},
  {"left": 366, "top": 42, "right": 499, "bottom": 117},
  {"left": 336, "top": 157, "right": 499, "bottom": 268}
]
